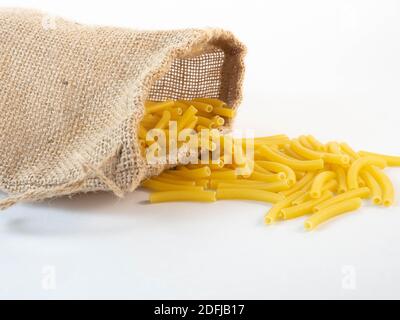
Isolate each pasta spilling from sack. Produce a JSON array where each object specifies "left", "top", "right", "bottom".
[{"left": 140, "top": 98, "right": 399, "bottom": 231}]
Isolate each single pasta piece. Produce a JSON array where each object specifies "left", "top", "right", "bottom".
[
  {"left": 177, "top": 105, "right": 198, "bottom": 131},
  {"left": 154, "top": 110, "right": 171, "bottom": 129},
  {"left": 250, "top": 171, "right": 286, "bottom": 183},
  {"left": 217, "top": 181, "right": 290, "bottom": 192},
  {"left": 212, "top": 116, "right": 225, "bottom": 127},
  {"left": 150, "top": 190, "right": 216, "bottom": 203},
  {"left": 365, "top": 166, "right": 395, "bottom": 207},
  {"left": 258, "top": 145, "right": 324, "bottom": 171},
  {"left": 347, "top": 156, "right": 387, "bottom": 190},
  {"left": 194, "top": 98, "right": 227, "bottom": 108},
  {"left": 142, "top": 179, "right": 204, "bottom": 192},
  {"left": 212, "top": 106, "right": 236, "bottom": 118},
  {"left": 313, "top": 187, "right": 370, "bottom": 213},
  {"left": 168, "top": 166, "right": 211, "bottom": 179},
  {"left": 310, "top": 171, "right": 336, "bottom": 199},
  {"left": 141, "top": 114, "right": 161, "bottom": 129},
  {"left": 210, "top": 170, "right": 238, "bottom": 180},
  {"left": 216, "top": 189, "right": 284, "bottom": 204},
  {"left": 138, "top": 125, "right": 147, "bottom": 140},
  {"left": 306, "top": 135, "right": 326, "bottom": 152},
  {"left": 145, "top": 100, "right": 174, "bottom": 114},
  {"left": 197, "top": 116, "right": 214, "bottom": 128},
  {"left": 153, "top": 177, "right": 196, "bottom": 186},
  {"left": 184, "top": 117, "right": 199, "bottom": 130},
  {"left": 256, "top": 161, "right": 296, "bottom": 186},
  {"left": 249, "top": 135, "right": 291, "bottom": 147},
  {"left": 360, "top": 171, "right": 383, "bottom": 205},
  {"left": 281, "top": 191, "right": 333, "bottom": 220},
  {"left": 265, "top": 190, "right": 305, "bottom": 224},
  {"left": 358, "top": 151, "right": 400, "bottom": 167},
  {"left": 304, "top": 198, "right": 362, "bottom": 231},
  {"left": 333, "top": 166, "right": 348, "bottom": 194}
]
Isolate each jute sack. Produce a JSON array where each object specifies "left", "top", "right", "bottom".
[{"left": 0, "top": 8, "right": 246, "bottom": 209}]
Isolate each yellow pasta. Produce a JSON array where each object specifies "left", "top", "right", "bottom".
[
  {"left": 304, "top": 198, "right": 362, "bottom": 231},
  {"left": 210, "top": 170, "right": 238, "bottom": 180},
  {"left": 194, "top": 98, "right": 227, "bottom": 108},
  {"left": 264, "top": 190, "right": 304, "bottom": 224},
  {"left": 197, "top": 116, "right": 215, "bottom": 128},
  {"left": 142, "top": 179, "right": 204, "bottom": 192},
  {"left": 299, "top": 135, "right": 314, "bottom": 150},
  {"left": 139, "top": 98, "right": 399, "bottom": 231},
  {"left": 333, "top": 166, "right": 348, "bottom": 194},
  {"left": 177, "top": 105, "right": 198, "bottom": 131},
  {"left": 154, "top": 110, "right": 171, "bottom": 129},
  {"left": 153, "top": 177, "right": 196, "bottom": 186},
  {"left": 150, "top": 190, "right": 216, "bottom": 203},
  {"left": 340, "top": 142, "right": 360, "bottom": 160},
  {"left": 291, "top": 139, "right": 350, "bottom": 166},
  {"left": 218, "top": 181, "right": 290, "bottom": 192},
  {"left": 184, "top": 101, "right": 214, "bottom": 113},
  {"left": 168, "top": 166, "right": 211, "bottom": 179},
  {"left": 258, "top": 145, "right": 324, "bottom": 171},
  {"left": 256, "top": 161, "right": 296, "bottom": 186},
  {"left": 145, "top": 100, "right": 174, "bottom": 114},
  {"left": 358, "top": 151, "right": 400, "bottom": 167},
  {"left": 313, "top": 187, "right": 370, "bottom": 212},
  {"left": 212, "top": 106, "right": 236, "bottom": 118},
  {"left": 306, "top": 135, "right": 326, "bottom": 152},
  {"left": 347, "top": 156, "right": 387, "bottom": 190},
  {"left": 310, "top": 171, "right": 336, "bottom": 199},
  {"left": 327, "top": 141, "right": 341, "bottom": 155},
  {"left": 216, "top": 188, "right": 284, "bottom": 204},
  {"left": 281, "top": 172, "right": 316, "bottom": 196},
  {"left": 360, "top": 171, "right": 382, "bottom": 205},
  {"left": 365, "top": 166, "right": 395, "bottom": 207},
  {"left": 250, "top": 171, "right": 286, "bottom": 183},
  {"left": 281, "top": 191, "right": 333, "bottom": 220}
]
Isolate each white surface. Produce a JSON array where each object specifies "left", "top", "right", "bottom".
[{"left": 1, "top": 0, "right": 400, "bottom": 299}]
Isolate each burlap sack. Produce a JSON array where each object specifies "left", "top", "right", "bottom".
[{"left": 0, "top": 8, "right": 246, "bottom": 209}]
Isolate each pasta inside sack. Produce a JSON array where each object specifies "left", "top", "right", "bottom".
[{"left": 140, "top": 98, "right": 399, "bottom": 231}]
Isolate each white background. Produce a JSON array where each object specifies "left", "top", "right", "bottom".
[{"left": 1, "top": 0, "right": 400, "bottom": 299}]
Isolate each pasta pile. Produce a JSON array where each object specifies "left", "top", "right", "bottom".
[{"left": 140, "top": 99, "right": 399, "bottom": 231}]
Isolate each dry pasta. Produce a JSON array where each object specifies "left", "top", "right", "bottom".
[
  {"left": 304, "top": 198, "right": 362, "bottom": 231},
  {"left": 139, "top": 98, "right": 398, "bottom": 231}
]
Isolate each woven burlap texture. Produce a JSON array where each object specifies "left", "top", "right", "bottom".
[{"left": 0, "top": 8, "right": 246, "bottom": 209}]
